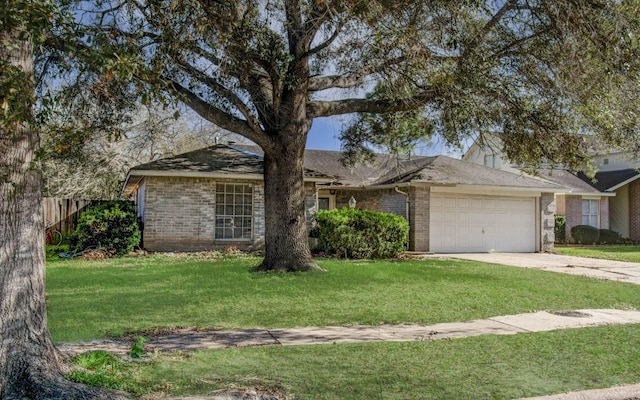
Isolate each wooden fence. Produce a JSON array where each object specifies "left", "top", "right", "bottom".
[{"left": 43, "top": 198, "right": 96, "bottom": 234}]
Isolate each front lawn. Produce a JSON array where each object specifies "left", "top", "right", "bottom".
[
  {"left": 555, "top": 246, "right": 640, "bottom": 263},
  {"left": 46, "top": 253, "right": 640, "bottom": 398},
  {"left": 46, "top": 254, "right": 640, "bottom": 342}
]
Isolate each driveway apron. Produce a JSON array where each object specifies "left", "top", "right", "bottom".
[{"left": 440, "top": 252, "right": 640, "bottom": 284}]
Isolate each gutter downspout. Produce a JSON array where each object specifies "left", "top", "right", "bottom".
[{"left": 395, "top": 186, "right": 410, "bottom": 250}]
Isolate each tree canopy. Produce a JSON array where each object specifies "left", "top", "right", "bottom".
[{"left": 61, "top": 0, "right": 640, "bottom": 169}]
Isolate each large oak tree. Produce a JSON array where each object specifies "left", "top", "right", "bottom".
[
  {"left": 0, "top": 1, "right": 129, "bottom": 398},
  {"left": 70, "top": 0, "right": 639, "bottom": 272}
]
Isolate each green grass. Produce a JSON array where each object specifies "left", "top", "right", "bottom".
[
  {"left": 46, "top": 253, "right": 640, "bottom": 342},
  {"left": 69, "top": 325, "right": 640, "bottom": 399},
  {"left": 49, "top": 253, "right": 640, "bottom": 398},
  {"left": 555, "top": 246, "right": 640, "bottom": 263}
]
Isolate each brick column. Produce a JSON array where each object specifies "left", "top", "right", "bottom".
[
  {"left": 409, "top": 186, "right": 430, "bottom": 252},
  {"left": 540, "top": 193, "right": 556, "bottom": 252}
]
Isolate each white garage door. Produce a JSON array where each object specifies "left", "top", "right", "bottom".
[{"left": 430, "top": 194, "right": 536, "bottom": 253}]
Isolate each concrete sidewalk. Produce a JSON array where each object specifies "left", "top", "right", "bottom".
[
  {"left": 58, "top": 308, "right": 640, "bottom": 356},
  {"left": 440, "top": 252, "right": 640, "bottom": 284}
]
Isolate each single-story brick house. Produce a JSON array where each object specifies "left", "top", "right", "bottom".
[{"left": 122, "top": 144, "right": 563, "bottom": 253}]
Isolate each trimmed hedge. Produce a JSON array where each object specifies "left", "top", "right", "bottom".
[
  {"left": 570, "top": 224, "right": 599, "bottom": 244},
  {"left": 70, "top": 200, "right": 141, "bottom": 255},
  {"left": 314, "top": 208, "right": 409, "bottom": 259},
  {"left": 598, "top": 229, "right": 623, "bottom": 244}
]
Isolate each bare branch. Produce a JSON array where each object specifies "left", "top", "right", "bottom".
[
  {"left": 166, "top": 78, "right": 265, "bottom": 144},
  {"left": 307, "top": 17, "right": 343, "bottom": 56},
  {"left": 169, "top": 56, "right": 262, "bottom": 133}
]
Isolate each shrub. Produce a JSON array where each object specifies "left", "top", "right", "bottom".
[
  {"left": 570, "top": 224, "right": 599, "bottom": 244},
  {"left": 314, "top": 208, "right": 409, "bottom": 259},
  {"left": 554, "top": 215, "right": 566, "bottom": 243},
  {"left": 598, "top": 229, "right": 623, "bottom": 244},
  {"left": 71, "top": 200, "right": 141, "bottom": 255}
]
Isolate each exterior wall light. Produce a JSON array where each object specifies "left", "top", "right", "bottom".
[{"left": 348, "top": 196, "right": 357, "bottom": 209}]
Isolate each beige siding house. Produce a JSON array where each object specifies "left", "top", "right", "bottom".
[{"left": 123, "top": 144, "right": 562, "bottom": 253}]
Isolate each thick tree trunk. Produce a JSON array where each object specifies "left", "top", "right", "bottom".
[
  {"left": 256, "top": 137, "right": 324, "bottom": 272},
  {"left": 0, "top": 27, "right": 128, "bottom": 400}
]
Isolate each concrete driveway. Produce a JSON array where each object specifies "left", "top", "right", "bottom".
[{"left": 439, "top": 252, "right": 640, "bottom": 285}]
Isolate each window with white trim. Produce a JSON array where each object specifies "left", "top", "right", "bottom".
[
  {"left": 581, "top": 199, "right": 599, "bottom": 228},
  {"left": 215, "top": 183, "right": 253, "bottom": 240}
]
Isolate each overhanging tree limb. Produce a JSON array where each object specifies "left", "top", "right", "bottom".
[{"left": 166, "top": 78, "right": 265, "bottom": 144}]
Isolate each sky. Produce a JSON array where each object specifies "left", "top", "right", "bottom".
[{"left": 306, "top": 116, "right": 466, "bottom": 158}]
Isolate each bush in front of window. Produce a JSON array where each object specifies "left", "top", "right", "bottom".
[
  {"left": 597, "top": 229, "right": 623, "bottom": 244},
  {"left": 314, "top": 208, "right": 409, "bottom": 259},
  {"left": 570, "top": 224, "right": 599, "bottom": 245},
  {"left": 70, "top": 200, "right": 141, "bottom": 256}
]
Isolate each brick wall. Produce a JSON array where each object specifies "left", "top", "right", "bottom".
[
  {"left": 555, "top": 194, "right": 566, "bottom": 215},
  {"left": 600, "top": 197, "right": 610, "bottom": 230},
  {"left": 540, "top": 193, "right": 556, "bottom": 252},
  {"left": 564, "top": 195, "right": 582, "bottom": 242},
  {"left": 335, "top": 189, "right": 407, "bottom": 217},
  {"left": 142, "top": 176, "right": 265, "bottom": 251},
  {"left": 410, "top": 186, "right": 430, "bottom": 252},
  {"left": 630, "top": 180, "right": 640, "bottom": 240}
]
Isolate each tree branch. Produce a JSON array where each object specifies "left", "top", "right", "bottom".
[
  {"left": 169, "top": 55, "right": 262, "bottom": 133},
  {"left": 166, "top": 79, "right": 265, "bottom": 144},
  {"left": 307, "top": 89, "right": 438, "bottom": 118},
  {"left": 308, "top": 56, "right": 407, "bottom": 91}
]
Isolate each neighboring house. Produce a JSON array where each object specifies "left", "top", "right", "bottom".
[
  {"left": 463, "top": 137, "right": 618, "bottom": 241},
  {"left": 122, "top": 144, "right": 563, "bottom": 253}
]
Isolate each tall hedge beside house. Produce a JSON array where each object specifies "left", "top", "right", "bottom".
[
  {"left": 71, "top": 200, "right": 141, "bottom": 255},
  {"left": 314, "top": 208, "right": 409, "bottom": 259},
  {"left": 554, "top": 215, "right": 566, "bottom": 243}
]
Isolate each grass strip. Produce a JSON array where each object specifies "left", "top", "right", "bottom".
[{"left": 555, "top": 246, "right": 640, "bottom": 263}]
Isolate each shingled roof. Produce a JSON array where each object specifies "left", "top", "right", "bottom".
[
  {"left": 371, "top": 156, "right": 562, "bottom": 190},
  {"left": 534, "top": 169, "right": 606, "bottom": 195},
  {"left": 127, "top": 144, "right": 334, "bottom": 179},
  {"left": 585, "top": 168, "right": 640, "bottom": 192},
  {"left": 124, "top": 144, "right": 566, "bottom": 193}
]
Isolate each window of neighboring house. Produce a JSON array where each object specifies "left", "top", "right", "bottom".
[
  {"left": 215, "top": 183, "right": 253, "bottom": 240},
  {"left": 484, "top": 154, "right": 502, "bottom": 169},
  {"left": 582, "top": 199, "right": 599, "bottom": 228}
]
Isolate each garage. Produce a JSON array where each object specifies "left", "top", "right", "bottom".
[{"left": 429, "top": 193, "right": 537, "bottom": 253}]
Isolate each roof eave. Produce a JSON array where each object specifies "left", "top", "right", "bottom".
[
  {"left": 433, "top": 183, "right": 567, "bottom": 193},
  {"left": 125, "top": 169, "right": 334, "bottom": 183},
  {"left": 563, "top": 190, "right": 616, "bottom": 197}
]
